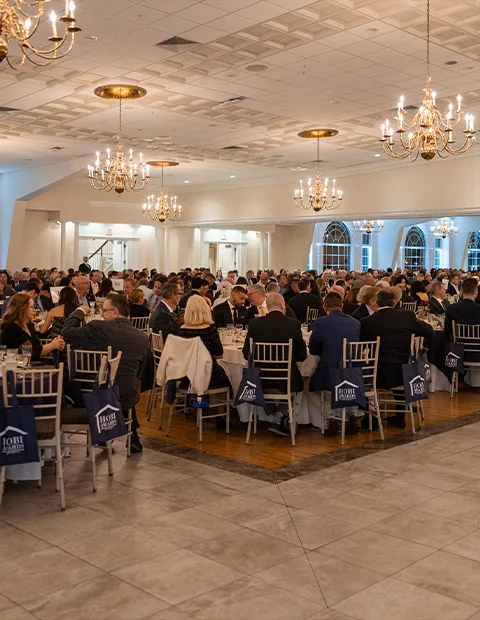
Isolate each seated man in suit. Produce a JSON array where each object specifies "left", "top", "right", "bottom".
[
  {"left": 309, "top": 292, "right": 362, "bottom": 435},
  {"left": 246, "top": 284, "right": 268, "bottom": 320},
  {"left": 179, "top": 277, "right": 209, "bottom": 309},
  {"left": 360, "top": 288, "right": 433, "bottom": 429},
  {"left": 265, "top": 282, "right": 297, "bottom": 319},
  {"left": 447, "top": 273, "right": 461, "bottom": 297},
  {"left": 445, "top": 277, "right": 480, "bottom": 342},
  {"left": 212, "top": 285, "right": 248, "bottom": 327},
  {"left": 149, "top": 281, "right": 182, "bottom": 342},
  {"left": 243, "top": 293, "right": 307, "bottom": 437},
  {"left": 429, "top": 281, "right": 450, "bottom": 315},
  {"left": 287, "top": 278, "right": 320, "bottom": 323},
  {"left": 352, "top": 286, "right": 378, "bottom": 320}
]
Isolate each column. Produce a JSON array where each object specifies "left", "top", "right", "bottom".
[
  {"left": 154, "top": 225, "right": 162, "bottom": 271},
  {"left": 163, "top": 226, "right": 170, "bottom": 273},
  {"left": 266, "top": 231, "right": 272, "bottom": 269},
  {"left": 73, "top": 223, "right": 79, "bottom": 269},
  {"left": 259, "top": 231, "right": 267, "bottom": 269},
  {"left": 60, "top": 222, "right": 67, "bottom": 271}
]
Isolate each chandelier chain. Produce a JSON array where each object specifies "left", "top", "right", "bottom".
[{"left": 427, "top": 0, "right": 430, "bottom": 79}]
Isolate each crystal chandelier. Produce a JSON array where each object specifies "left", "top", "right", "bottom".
[
  {"left": 142, "top": 162, "right": 182, "bottom": 223},
  {"left": 0, "top": 0, "right": 81, "bottom": 69},
  {"left": 381, "top": 0, "right": 476, "bottom": 161},
  {"left": 294, "top": 129, "right": 343, "bottom": 212},
  {"left": 430, "top": 218, "right": 457, "bottom": 239},
  {"left": 353, "top": 220, "right": 384, "bottom": 234},
  {"left": 88, "top": 85, "right": 150, "bottom": 195}
]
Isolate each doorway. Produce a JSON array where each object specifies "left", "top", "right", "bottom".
[{"left": 218, "top": 243, "right": 237, "bottom": 273}]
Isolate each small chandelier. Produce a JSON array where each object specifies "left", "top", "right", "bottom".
[
  {"left": 142, "top": 162, "right": 182, "bottom": 223},
  {"left": 431, "top": 219, "right": 457, "bottom": 239},
  {"left": 88, "top": 85, "right": 150, "bottom": 195},
  {"left": 294, "top": 129, "right": 343, "bottom": 212},
  {"left": 381, "top": 0, "right": 476, "bottom": 161},
  {"left": 0, "top": 0, "right": 81, "bottom": 69},
  {"left": 353, "top": 220, "right": 384, "bottom": 234}
]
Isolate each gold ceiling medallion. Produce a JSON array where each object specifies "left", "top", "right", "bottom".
[
  {"left": 88, "top": 84, "right": 150, "bottom": 195},
  {"left": 0, "top": 0, "right": 81, "bottom": 69},
  {"left": 381, "top": 0, "right": 476, "bottom": 161},
  {"left": 142, "top": 162, "right": 182, "bottom": 223},
  {"left": 293, "top": 129, "right": 343, "bottom": 213}
]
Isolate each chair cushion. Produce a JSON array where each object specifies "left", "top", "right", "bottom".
[
  {"left": 61, "top": 407, "right": 89, "bottom": 425},
  {"left": 36, "top": 418, "right": 56, "bottom": 440}
]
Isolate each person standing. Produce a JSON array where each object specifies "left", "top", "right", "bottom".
[{"left": 78, "top": 256, "right": 92, "bottom": 274}]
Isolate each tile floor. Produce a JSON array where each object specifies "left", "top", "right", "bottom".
[{"left": 3, "top": 423, "right": 480, "bottom": 619}]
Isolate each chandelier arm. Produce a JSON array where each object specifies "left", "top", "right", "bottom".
[
  {"left": 445, "top": 136, "right": 475, "bottom": 155},
  {"left": 22, "top": 35, "right": 77, "bottom": 59}
]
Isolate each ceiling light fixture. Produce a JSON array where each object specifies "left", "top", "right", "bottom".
[
  {"left": 88, "top": 84, "right": 150, "bottom": 195},
  {"left": 294, "top": 129, "right": 343, "bottom": 213},
  {"left": 0, "top": 0, "right": 81, "bottom": 69},
  {"left": 245, "top": 64, "right": 268, "bottom": 72},
  {"left": 381, "top": 0, "right": 476, "bottom": 161},
  {"left": 353, "top": 220, "right": 384, "bottom": 234},
  {"left": 229, "top": 175, "right": 235, "bottom": 178},
  {"left": 375, "top": 153, "right": 381, "bottom": 157},
  {"left": 430, "top": 218, "right": 457, "bottom": 238},
  {"left": 142, "top": 162, "right": 182, "bottom": 223},
  {"left": 184, "top": 180, "right": 189, "bottom": 183}
]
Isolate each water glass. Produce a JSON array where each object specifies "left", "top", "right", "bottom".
[
  {"left": 0, "top": 345, "right": 6, "bottom": 361},
  {"left": 6, "top": 349, "right": 17, "bottom": 361},
  {"left": 21, "top": 345, "right": 32, "bottom": 367}
]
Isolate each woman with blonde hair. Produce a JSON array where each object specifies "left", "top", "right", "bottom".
[
  {"left": 178, "top": 295, "right": 230, "bottom": 390},
  {"left": 1, "top": 294, "right": 65, "bottom": 362}
]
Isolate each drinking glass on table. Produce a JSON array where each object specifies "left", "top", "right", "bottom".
[
  {"left": 89, "top": 300, "right": 96, "bottom": 315},
  {"left": 6, "top": 349, "right": 17, "bottom": 361},
  {"left": 0, "top": 345, "right": 6, "bottom": 361},
  {"left": 21, "top": 345, "right": 32, "bottom": 367}
]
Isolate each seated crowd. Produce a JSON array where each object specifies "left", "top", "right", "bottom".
[{"left": 0, "top": 262, "right": 479, "bottom": 445}]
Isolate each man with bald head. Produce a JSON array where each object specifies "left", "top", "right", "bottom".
[
  {"left": 243, "top": 293, "right": 307, "bottom": 437},
  {"left": 75, "top": 275, "right": 93, "bottom": 306}
]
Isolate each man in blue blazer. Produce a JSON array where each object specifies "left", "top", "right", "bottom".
[{"left": 309, "top": 292, "right": 361, "bottom": 435}]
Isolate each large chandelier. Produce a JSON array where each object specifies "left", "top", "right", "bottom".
[
  {"left": 431, "top": 218, "right": 457, "bottom": 238},
  {"left": 0, "top": 0, "right": 81, "bottom": 69},
  {"left": 353, "top": 220, "right": 384, "bottom": 234},
  {"left": 142, "top": 162, "right": 182, "bottom": 223},
  {"left": 294, "top": 129, "right": 343, "bottom": 212},
  {"left": 88, "top": 85, "right": 150, "bottom": 195},
  {"left": 381, "top": 0, "right": 476, "bottom": 161}
]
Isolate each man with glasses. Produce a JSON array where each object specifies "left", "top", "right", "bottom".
[
  {"left": 63, "top": 293, "right": 149, "bottom": 452},
  {"left": 149, "top": 281, "right": 182, "bottom": 342}
]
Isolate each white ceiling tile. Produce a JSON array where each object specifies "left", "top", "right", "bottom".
[
  {"left": 149, "top": 14, "right": 199, "bottom": 35},
  {"left": 204, "top": 0, "right": 257, "bottom": 10},
  {"left": 208, "top": 14, "right": 257, "bottom": 34},
  {"left": 174, "top": 4, "right": 228, "bottom": 24},
  {"left": 140, "top": 0, "right": 199, "bottom": 14},
  {"left": 236, "top": 1, "right": 288, "bottom": 20},
  {"left": 180, "top": 25, "right": 227, "bottom": 43}
]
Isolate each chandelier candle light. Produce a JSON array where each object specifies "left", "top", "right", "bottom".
[
  {"left": 381, "top": 0, "right": 476, "bottom": 160},
  {"left": 353, "top": 220, "right": 384, "bottom": 234},
  {"left": 431, "top": 218, "right": 458, "bottom": 238},
  {"left": 294, "top": 129, "right": 343, "bottom": 212},
  {"left": 0, "top": 0, "right": 81, "bottom": 69},
  {"left": 88, "top": 85, "right": 150, "bottom": 195},
  {"left": 142, "top": 162, "right": 182, "bottom": 223}
]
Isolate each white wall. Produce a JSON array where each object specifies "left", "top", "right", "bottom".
[{"left": 22, "top": 211, "right": 62, "bottom": 269}]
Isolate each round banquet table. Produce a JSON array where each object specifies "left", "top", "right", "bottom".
[{"left": 219, "top": 338, "right": 322, "bottom": 426}]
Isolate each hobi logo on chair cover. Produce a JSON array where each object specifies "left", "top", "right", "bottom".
[
  {"left": 239, "top": 380, "right": 258, "bottom": 403},
  {"left": 408, "top": 375, "right": 426, "bottom": 397},
  {"left": 445, "top": 352, "right": 461, "bottom": 369},
  {"left": 0, "top": 426, "right": 27, "bottom": 458}
]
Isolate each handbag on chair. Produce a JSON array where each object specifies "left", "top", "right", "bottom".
[
  {"left": 0, "top": 371, "right": 40, "bottom": 466},
  {"left": 402, "top": 355, "right": 429, "bottom": 404},
  {"left": 330, "top": 365, "right": 366, "bottom": 409},
  {"left": 234, "top": 347, "right": 265, "bottom": 407}
]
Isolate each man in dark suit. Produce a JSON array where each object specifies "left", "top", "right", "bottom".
[
  {"left": 246, "top": 284, "right": 268, "bottom": 320},
  {"left": 78, "top": 256, "right": 92, "bottom": 274},
  {"left": 179, "top": 277, "right": 209, "bottom": 309},
  {"left": 309, "top": 292, "right": 361, "bottom": 435},
  {"left": 352, "top": 286, "right": 378, "bottom": 321},
  {"left": 246, "top": 270, "right": 257, "bottom": 285},
  {"left": 444, "top": 277, "right": 480, "bottom": 341},
  {"left": 428, "top": 281, "right": 450, "bottom": 315},
  {"left": 63, "top": 292, "right": 149, "bottom": 452},
  {"left": 149, "top": 281, "right": 182, "bottom": 342},
  {"left": 360, "top": 288, "right": 432, "bottom": 428},
  {"left": 287, "top": 278, "right": 320, "bottom": 323},
  {"left": 283, "top": 277, "right": 300, "bottom": 303},
  {"left": 447, "top": 273, "right": 461, "bottom": 297},
  {"left": 212, "top": 285, "right": 248, "bottom": 327},
  {"left": 243, "top": 293, "right": 307, "bottom": 437}
]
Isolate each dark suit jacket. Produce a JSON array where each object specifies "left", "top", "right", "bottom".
[
  {"left": 149, "top": 302, "right": 179, "bottom": 342},
  {"left": 308, "top": 310, "right": 360, "bottom": 391},
  {"left": 287, "top": 292, "right": 320, "bottom": 323},
  {"left": 212, "top": 301, "right": 249, "bottom": 328},
  {"left": 351, "top": 304, "right": 370, "bottom": 321},
  {"left": 444, "top": 298, "right": 480, "bottom": 341},
  {"left": 447, "top": 283, "right": 461, "bottom": 297},
  {"left": 342, "top": 300, "right": 358, "bottom": 316},
  {"left": 360, "top": 307, "right": 433, "bottom": 389},
  {"left": 429, "top": 296, "right": 450, "bottom": 316},
  {"left": 78, "top": 262, "right": 92, "bottom": 274},
  {"left": 243, "top": 311, "right": 307, "bottom": 392},
  {"left": 63, "top": 310, "right": 149, "bottom": 409},
  {"left": 179, "top": 289, "right": 201, "bottom": 310}
]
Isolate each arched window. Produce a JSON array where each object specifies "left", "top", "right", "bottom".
[
  {"left": 404, "top": 226, "right": 426, "bottom": 269},
  {"left": 468, "top": 231, "right": 480, "bottom": 271},
  {"left": 323, "top": 222, "right": 350, "bottom": 271}
]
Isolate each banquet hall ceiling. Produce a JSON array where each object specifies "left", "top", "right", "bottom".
[{"left": 2, "top": 0, "right": 480, "bottom": 190}]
